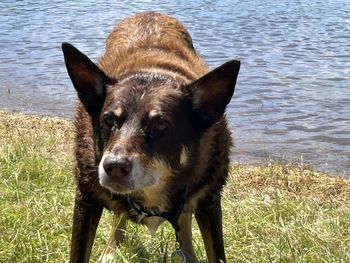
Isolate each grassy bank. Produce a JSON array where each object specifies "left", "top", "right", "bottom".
[{"left": 0, "top": 111, "right": 349, "bottom": 262}]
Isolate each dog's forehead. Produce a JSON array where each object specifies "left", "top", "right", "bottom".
[{"left": 105, "top": 80, "right": 184, "bottom": 114}]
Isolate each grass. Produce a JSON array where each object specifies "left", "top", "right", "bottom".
[{"left": 0, "top": 110, "right": 349, "bottom": 262}]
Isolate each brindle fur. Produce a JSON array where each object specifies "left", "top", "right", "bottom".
[{"left": 62, "top": 12, "right": 240, "bottom": 263}]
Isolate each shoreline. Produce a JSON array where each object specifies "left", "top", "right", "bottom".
[{"left": 0, "top": 109, "right": 346, "bottom": 179}]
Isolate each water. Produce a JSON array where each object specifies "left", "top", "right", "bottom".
[{"left": 0, "top": 0, "right": 349, "bottom": 177}]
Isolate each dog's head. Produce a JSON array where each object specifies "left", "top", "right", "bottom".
[{"left": 62, "top": 43, "right": 240, "bottom": 194}]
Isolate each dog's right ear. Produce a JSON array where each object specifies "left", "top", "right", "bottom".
[
  {"left": 188, "top": 60, "right": 240, "bottom": 131},
  {"left": 62, "top": 42, "right": 107, "bottom": 117}
]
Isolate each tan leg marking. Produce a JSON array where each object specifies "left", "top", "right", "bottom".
[{"left": 178, "top": 212, "right": 198, "bottom": 262}]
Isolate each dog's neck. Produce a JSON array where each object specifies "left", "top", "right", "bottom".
[{"left": 126, "top": 185, "right": 188, "bottom": 239}]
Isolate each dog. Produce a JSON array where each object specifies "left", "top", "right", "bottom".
[{"left": 62, "top": 12, "right": 240, "bottom": 263}]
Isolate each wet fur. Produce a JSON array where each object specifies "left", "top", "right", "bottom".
[{"left": 62, "top": 12, "right": 240, "bottom": 263}]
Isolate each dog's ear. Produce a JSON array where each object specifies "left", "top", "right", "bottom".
[
  {"left": 62, "top": 42, "right": 107, "bottom": 117},
  {"left": 189, "top": 60, "right": 240, "bottom": 130}
]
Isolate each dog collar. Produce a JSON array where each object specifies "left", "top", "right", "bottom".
[{"left": 126, "top": 185, "right": 188, "bottom": 238}]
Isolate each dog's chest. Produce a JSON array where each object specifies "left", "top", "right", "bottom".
[{"left": 144, "top": 216, "right": 165, "bottom": 237}]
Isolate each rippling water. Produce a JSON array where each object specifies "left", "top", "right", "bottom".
[{"left": 0, "top": 0, "right": 349, "bottom": 177}]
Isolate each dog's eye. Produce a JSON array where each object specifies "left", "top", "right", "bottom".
[
  {"left": 154, "top": 119, "right": 168, "bottom": 133},
  {"left": 147, "top": 118, "right": 169, "bottom": 137},
  {"left": 103, "top": 112, "right": 123, "bottom": 129},
  {"left": 104, "top": 113, "right": 115, "bottom": 127}
]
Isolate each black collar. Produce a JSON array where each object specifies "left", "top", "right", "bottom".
[{"left": 127, "top": 185, "right": 188, "bottom": 238}]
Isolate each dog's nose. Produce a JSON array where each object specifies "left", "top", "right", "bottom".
[{"left": 103, "top": 155, "right": 132, "bottom": 177}]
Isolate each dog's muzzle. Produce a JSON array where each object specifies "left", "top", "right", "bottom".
[{"left": 98, "top": 154, "right": 137, "bottom": 193}]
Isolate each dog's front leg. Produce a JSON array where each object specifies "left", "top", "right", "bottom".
[
  {"left": 177, "top": 212, "right": 197, "bottom": 262},
  {"left": 70, "top": 190, "right": 103, "bottom": 263},
  {"left": 195, "top": 195, "right": 226, "bottom": 263}
]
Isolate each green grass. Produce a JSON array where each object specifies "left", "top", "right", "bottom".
[{"left": 0, "top": 110, "right": 349, "bottom": 262}]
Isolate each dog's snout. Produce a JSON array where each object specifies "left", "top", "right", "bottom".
[{"left": 103, "top": 155, "right": 132, "bottom": 177}]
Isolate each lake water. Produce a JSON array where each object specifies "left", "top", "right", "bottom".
[{"left": 0, "top": 0, "right": 349, "bottom": 177}]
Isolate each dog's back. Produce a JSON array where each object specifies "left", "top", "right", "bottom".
[
  {"left": 105, "top": 12, "right": 195, "bottom": 52},
  {"left": 99, "top": 12, "right": 208, "bottom": 83}
]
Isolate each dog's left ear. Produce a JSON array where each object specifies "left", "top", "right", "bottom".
[
  {"left": 62, "top": 42, "right": 108, "bottom": 118},
  {"left": 189, "top": 60, "right": 240, "bottom": 130}
]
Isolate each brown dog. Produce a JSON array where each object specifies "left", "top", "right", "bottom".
[{"left": 62, "top": 12, "right": 240, "bottom": 263}]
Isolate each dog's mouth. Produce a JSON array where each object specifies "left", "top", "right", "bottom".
[{"left": 99, "top": 175, "right": 134, "bottom": 194}]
